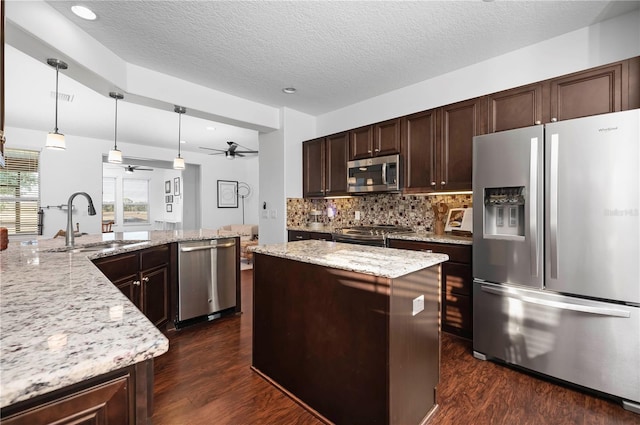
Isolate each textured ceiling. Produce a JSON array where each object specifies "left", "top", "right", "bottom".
[
  {"left": 5, "top": 1, "right": 639, "bottom": 153},
  {"left": 43, "top": 0, "right": 640, "bottom": 115}
]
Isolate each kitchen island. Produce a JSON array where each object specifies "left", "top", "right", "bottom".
[
  {"left": 0, "top": 229, "right": 233, "bottom": 424},
  {"left": 251, "top": 240, "right": 448, "bottom": 425}
]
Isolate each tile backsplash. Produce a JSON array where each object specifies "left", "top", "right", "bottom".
[{"left": 287, "top": 193, "right": 473, "bottom": 231}]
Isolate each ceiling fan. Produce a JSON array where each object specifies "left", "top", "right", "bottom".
[
  {"left": 199, "top": 141, "right": 258, "bottom": 159},
  {"left": 123, "top": 165, "right": 154, "bottom": 174}
]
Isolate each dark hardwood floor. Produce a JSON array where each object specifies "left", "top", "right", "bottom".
[{"left": 152, "top": 269, "right": 639, "bottom": 425}]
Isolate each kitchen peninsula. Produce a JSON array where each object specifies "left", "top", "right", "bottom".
[
  {"left": 251, "top": 240, "right": 448, "bottom": 425},
  {"left": 0, "top": 229, "right": 233, "bottom": 424}
]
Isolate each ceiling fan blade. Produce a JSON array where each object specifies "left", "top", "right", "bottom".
[
  {"left": 236, "top": 150, "right": 259, "bottom": 154},
  {"left": 199, "top": 146, "right": 226, "bottom": 153},
  {"left": 235, "top": 153, "right": 245, "bottom": 157}
]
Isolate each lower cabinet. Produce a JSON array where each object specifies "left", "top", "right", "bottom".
[
  {"left": 93, "top": 244, "right": 172, "bottom": 329},
  {"left": 0, "top": 361, "right": 154, "bottom": 425},
  {"left": 287, "top": 230, "right": 332, "bottom": 241},
  {"left": 388, "top": 239, "right": 473, "bottom": 339}
]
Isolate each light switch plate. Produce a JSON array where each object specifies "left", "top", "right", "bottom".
[
  {"left": 412, "top": 295, "right": 424, "bottom": 316},
  {"left": 261, "top": 210, "right": 268, "bottom": 218},
  {"left": 269, "top": 209, "right": 276, "bottom": 219}
]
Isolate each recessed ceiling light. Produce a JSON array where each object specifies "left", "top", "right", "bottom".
[
  {"left": 71, "top": 5, "right": 97, "bottom": 20},
  {"left": 282, "top": 87, "right": 297, "bottom": 94},
  {"left": 206, "top": 126, "right": 216, "bottom": 131}
]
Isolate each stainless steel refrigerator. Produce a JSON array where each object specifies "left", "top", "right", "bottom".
[{"left": 472, "top": 109, "right": 640, "bottom": 413}]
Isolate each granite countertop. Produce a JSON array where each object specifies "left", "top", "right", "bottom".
[
  {"left": 387, "top": 232, "right": 473, "bottom": 245},
  {"left": 0, "top": 229, "right": 234, "bottom": 408},
  {"left": 251, "top": 240, "right": 448, "bottom": 279},
  {"left": 287, "top": 226, "right": 473, "bottom": 246}
]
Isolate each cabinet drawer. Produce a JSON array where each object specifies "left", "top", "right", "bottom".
[
  {"left": 93, "top": 252, "right": 138, "bottom": 282},
  {"left": 140, "top": 245, "right": 170, "bottom": 270},
  {"left": 389, "top": 240, "right": 471, "bottom": 264}
]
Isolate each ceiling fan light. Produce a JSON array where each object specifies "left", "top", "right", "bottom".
[
  {"left": 108, "top": 148, "right": 123, "bottom": 163},
  {"left": 173, "top": 156, "right": 185, "bottom": 170},
  {"left": 46, "top": 131, "right": 66, "bottom": 150},
  {"left": 225, "top": 151, "right": 234, "bottom": 160}
]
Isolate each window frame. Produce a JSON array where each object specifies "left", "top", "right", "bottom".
[{"left": 0, "top": 148, "right": 40, "bottom": 235}]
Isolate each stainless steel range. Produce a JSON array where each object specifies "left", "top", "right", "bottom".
[{"left": 332, "top": 225, "right": 414, "bottom": 246}]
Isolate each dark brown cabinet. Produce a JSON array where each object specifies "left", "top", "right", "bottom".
[
  {"left": 488, "top": 82, "right": 544, "bottom": 132},
  {"left": 303, "top": 132, "right": 348, "bottom": 198},
  {"left": 0, "top": 362, "right": 154, "bottom": 425},
  {"left": 488, "top": 58, "right": 640, "bottom": 134},
  {"left": 93, "top": 245, "right": 171, "bottom": 328},
  {"left": 288, "top": 229, "right": 332, "bottom": 241},
  {"left": 349, "top": 119, "right": 401, "bottom": 160},
  {"left": 388, "top": 239, "right": 473, "bottom": 339},
  {"left": 402, "top": 97, "right": 485, "bottom": 193},
  {"left": 547, "top": 60, "right": 631, "bottom": 122}
]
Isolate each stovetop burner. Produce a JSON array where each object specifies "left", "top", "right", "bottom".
[{"left": 332, "top": 225, "right": 415, "bottom": 246}]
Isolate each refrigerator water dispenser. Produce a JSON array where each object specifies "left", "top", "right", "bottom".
[{"left": 483, "top": 187, "right": 525, "bottom": 239}]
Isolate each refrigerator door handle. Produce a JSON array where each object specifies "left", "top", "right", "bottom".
[
  {"left": 549, "top": 133, "right": 559, "bottom": 279},
  {"left": 529, "top": 137, "right": 539, "bottom": 277},
  {"left": 480, "top": 285, "right": 631, "bottom": 318}
]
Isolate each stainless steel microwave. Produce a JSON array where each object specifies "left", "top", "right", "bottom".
[{"left": 347, "top": 154, "right": 400, "bottom": 193}]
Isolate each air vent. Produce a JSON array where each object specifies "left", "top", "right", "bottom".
[{"left": 50, "top": 91, "right": 75, "bottom": 102}]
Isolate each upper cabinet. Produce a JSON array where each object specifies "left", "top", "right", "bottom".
[
  {"left": 402, "top": 109, "right": 437, "bottom": 192},
  {"left": 547, "top": 59, "right": 635, "bottom": 122},
  {"left": 439, "top": 97, "right": 487, "bottom": 192},
  {"left": 488, "top": 83, "right": 544, "bottom": 132},
  {"left": 403, "top": 98, "right": 486, "bottom": 193},
  {"left": 349, "top": 118, "right": 401, "bottom": 160},
  {"left": 303, "top": 132, "right": 349, "bottom": 198},
  {"left": 489, "top": 58, "right": 640, "bottom": 133}
]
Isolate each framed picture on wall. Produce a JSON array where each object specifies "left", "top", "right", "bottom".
[
  {"left": 166, "top": 204, "right": 172, "bottom": 212},
  {"left": 165, "top": 195, "right": 173, "bottom": 203},
  {"left": 165, "top": 180, "right": 171, "bottom": 193},
  {"left": 217, "top": 180, "right": 238, "bottom": 208},
  {"left": 174, "top": 177, "right": 181, "bottom": 196}
]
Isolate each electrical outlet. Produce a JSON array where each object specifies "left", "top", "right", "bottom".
[
  {"left": 412, "top": 295, "right": 424, "bottom": 316},
  {"left": 261, "top": 210, "right": 268, "bottom": 218},
  {"left": 269, "top": 209, "right": 276, "bottom": 219},
  {"left": 355, "top": 211, "right": 361, "bottom": 221}
]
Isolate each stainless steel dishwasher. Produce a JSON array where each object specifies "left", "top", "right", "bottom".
[{"left": 177, "top": 238, "right": 237, "bottom": 323}]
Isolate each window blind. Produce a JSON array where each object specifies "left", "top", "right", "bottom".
[{"left": 0, "top": 149, "right": 40, "bottom": 235}]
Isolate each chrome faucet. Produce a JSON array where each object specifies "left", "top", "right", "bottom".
[{"left": 66, "top": 192, "right": 97, "bottom": 247}]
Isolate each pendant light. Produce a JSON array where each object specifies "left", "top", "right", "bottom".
[
  {"left": 45, "top": 58, "right": 68, "bottom": 150},
  {"left": 107, "top": 92, "right": 124, "bottom": 163},
  {"left": 173, "top": 106, "right": 186, "bottom": 170}
]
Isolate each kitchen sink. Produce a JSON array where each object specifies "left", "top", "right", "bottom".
[{"left": 44, "top": 240, "right": 150, "bottom": 253}]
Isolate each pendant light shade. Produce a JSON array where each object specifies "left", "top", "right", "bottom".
[
  {"left": 107, "top": 92, "right": 124, "bottom": 163},
  {"left": 173, "top": 106, "right": 186, "bottom": 170},
  {"left": 45, "top": 58, "right": 68, "bottom": 150}
]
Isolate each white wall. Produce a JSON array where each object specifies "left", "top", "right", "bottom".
[
  {"left": 5, "top": 126, "right": 259, "bottom": 237},
  {"left": 258, "top": 108, "right": 316, "bottom": 244},
  {"left": 316, "top": 9, "right": 640, "bottom": 136}
]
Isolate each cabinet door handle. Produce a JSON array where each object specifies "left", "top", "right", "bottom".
[
  {"left": 133, "top": 280, "right": 141, "bottom": 286},
  {"left": 551, "top": 117, "right": 558, "bottom": 122},
  {"left": 441, "top": 181, "right": 446, "bottom": 186},
  {"left": 367, "top": 150, "right": 372, "bottom": 154},
  {"left": 295, "top": 235, "right": 304, "bottom": 239},
  {"left": 431, "top": 181, "right": 436, "bottom": 186},
  {"left": 374, "top": 148, "right": 380, "bottom": 152},
  {"left": 421, "top": 249, "right": 433, "bottom": 253},
  {"left": 142, "top": 276, "right": 150, "bottom": 283}
]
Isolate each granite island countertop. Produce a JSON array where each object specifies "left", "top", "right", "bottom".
[
  {"left": 0, "top": 229, "right": 236, "bottom": 408},
  {"left": 251, "top": 240, "right": 448, "bottom": 279}
]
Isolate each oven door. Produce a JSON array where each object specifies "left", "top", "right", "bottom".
[{"left": 347, "top": 154, "right": 400, "bottom": 193}]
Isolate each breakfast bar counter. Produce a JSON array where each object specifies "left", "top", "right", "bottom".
[{"left": 251, "top": 240, "right": 448, "bottom": 425}]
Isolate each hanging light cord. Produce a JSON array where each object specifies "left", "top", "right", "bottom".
[
  {"left": 53, "top": 63, "right": 60, "bottom": 133},
  {"left": 113, "top": 96, "right": 119, "bottom": 150},
  {"left": 177, "top": 111, "right": 182, "bottom": 158}
]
